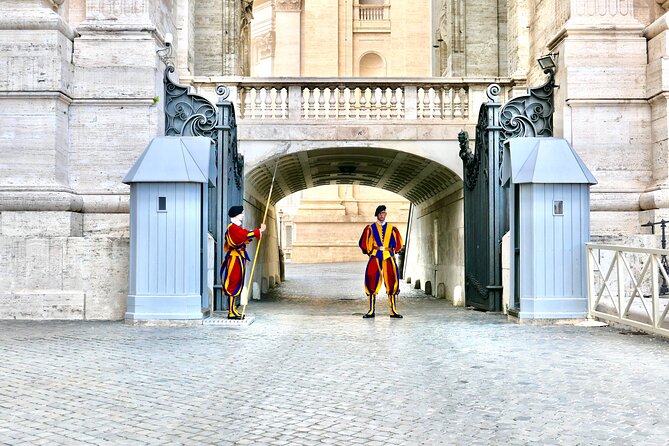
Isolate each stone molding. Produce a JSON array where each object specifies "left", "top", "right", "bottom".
[
  {"left": 644, "top": 11, "right": 669, "bottom": 39},
  {"left": 0, "top": 7, "right": 77, "bottom": 40},
  {"left": 571, "top": 0, "right": 634, "bottom": 18},
  {"left": 85, "top": 0, "right": 148, "bottom": 21},
  {"left": 275, "top": 0, "right": 302, "bottom": 12}
]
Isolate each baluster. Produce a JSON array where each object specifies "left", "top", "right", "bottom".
[
  {"left": 245, "top": 88, "right": 254, "bottom": 119},
  {"left": 460, "top": 87, "right": 469, "bottom": 119},
  {"left": 254, "top": 88, "right": 262, "bottom": 119},
  {"left": 307, "top": 88, "right": 316, "bottom": 119},
  {"left": 265, "top": 87, "right": 273, "bottom": 119},
  {"left": 275, "top": 88, "right": 284, "bottom": 119},
  {"left": 359, "top": 88, "right": 368, "bottom": 119},
  {"left": 301, "top": 87, "right": 306, "bottom": 119},
  {"left": 423, "top": 88, "right": 432, "bottom": 119},
  {"left": 379, "top": 87, "right": 388, "bottom": 119},
  {"left": 434, "top": 87, "right": 442, "bottom": 119},
  {"left": 318, "top": 88, "right": 326, "bottom": 118},
  {"left": 349, "top": 88, "right": 357, "bottom": 119},
  {"left": 389, "top": 88, "right": 398, "bottom": 119},
  {"left": 328, "top": 88, "right": 336, "bottom": 119},
  {"left": 453, "top": 87, "right": 462, "bottom": 118},
  {"left": 369, "top": 87, "right": 378, "bottom": 119},
  {"left": 238, "top": 87, "right": 247, "bottom": 119},
  {"left": 443, "top": 87, "right": 452, "bottom": 119},
  {"left": 338, "top": 87, "right": 346, "bottom": 119}
]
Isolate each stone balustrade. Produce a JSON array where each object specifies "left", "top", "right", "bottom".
[{"left": 185, "top": 78, "right": 513, "bottom": 122}]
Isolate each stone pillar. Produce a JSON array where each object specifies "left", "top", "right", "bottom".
[
  {"left": 67, "top": 0, "right": 176, "bottom": 318},
  {"left": 0, "top": 1, "right": 83, "bottom": 319},
  {"left": 543, "top": 0, "right": 650, "bottom": 236},
  {"left": 176, "top": 0, "right": 195, "bottom": 75},
  {"left": 507, "top": 0, "right": 529, "bottom": 82},
  {"left": 274, "top": 0, "right": 302, "bottom": 76},
  {"left": 641, "top": 8, "right": 669, "bottom": 222}
]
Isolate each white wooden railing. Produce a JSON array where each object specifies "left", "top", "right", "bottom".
[
  {"left": 204, "top": 78, "right": 482, "bottom": 121},
  {"left": 587, "top": 243, "right": 669, "bottom": 337}
]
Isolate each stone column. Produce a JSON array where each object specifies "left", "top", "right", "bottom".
[
  {"left": 67, "top": 0, "right": 176, "bottom": 318},
  {"left": 176, "top": 0, "right": 195, "bottom": 75},
  {"left": 543, "top": 0, "right": 650, "bottom": 236},
  {"left": 0, "top": 1, "right": 83, "bottom": 319},
  {"left": 641, "top": 7, "right": 669, "bottom": 222},
  {"left": 273, "top": 0, "right": 302, "bottom": 76}
]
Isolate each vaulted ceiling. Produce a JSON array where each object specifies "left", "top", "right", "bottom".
[{"left": 247, "top": 147, "right": 461, "bottom": 204}]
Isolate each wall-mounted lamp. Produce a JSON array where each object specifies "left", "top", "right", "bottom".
[{"left": 537, "top": 52, "right": 558, "bottom": 71}]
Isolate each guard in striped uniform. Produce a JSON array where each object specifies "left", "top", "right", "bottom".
[
  {"left": 358, "top": 205, "right": 404, "bottom": 319},
  {"left": 220, "top": 205, "right": 266, "bottom": 319}
]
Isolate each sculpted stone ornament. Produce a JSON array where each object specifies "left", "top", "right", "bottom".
[
  {"left": 657, "top": 0, "right": 669, "bottom": 11},
  {"left": 276, "top": 0, "right": 302, "bottom": 11},
  {"left": 48, "top": 0, "right": 65, "bottom": 7}
]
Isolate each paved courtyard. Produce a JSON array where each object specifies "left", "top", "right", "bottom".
[{"left": 1, "top": 262, "right": 669, "bottom": 445}]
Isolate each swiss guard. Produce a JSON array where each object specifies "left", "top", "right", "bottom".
[
  {"left": 220, "top": 205, "right": 266, "bottom": 319},
  {"left": 358, "top": 204, "right": 404, "bottom": 319}
]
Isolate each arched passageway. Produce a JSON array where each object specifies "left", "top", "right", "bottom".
[{"left": 243, "top": 146, "right": 465, "bottom": 306}]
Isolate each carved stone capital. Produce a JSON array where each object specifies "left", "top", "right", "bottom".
[
  {"left": 275, "top": 0, "right": 302, "bottom": 12},
  {"left": 255, "top": 30, "right": 275, "bottom": 58},
  {"left": 658, "top": 0, "right": 669, "bottom": 11}
]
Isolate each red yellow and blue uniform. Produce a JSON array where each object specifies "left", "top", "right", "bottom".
[
  {"left": 358, "top": 222, "right": 403, "bottom": 318},
  {"left": 220, "top": 223, "right": 261, "bottom": 318}
]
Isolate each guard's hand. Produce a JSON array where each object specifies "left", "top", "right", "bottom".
[{"left": 260, "top": 223, "right": 267, "bottom": 232}]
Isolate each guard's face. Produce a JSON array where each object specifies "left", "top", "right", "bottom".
[
  {"left": 237, "top": 212, "right": 244, "bottom": 222},
  {"left": 378, "top": 210, "right": 387, "bottom": 222}
]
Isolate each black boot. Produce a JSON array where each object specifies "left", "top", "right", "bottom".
[
  {"left": 362, "top": 295, "right": 376, "bottom": 319},
  {"left": 389, "top": 295, "right": 403, "bottom": 318}
]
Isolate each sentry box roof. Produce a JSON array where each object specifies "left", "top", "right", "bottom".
[
  {"left": 502, "top": 137, "right": 597, "bottom": 186},
  {"left": 123, "top": 136, "right": 215, "bottom": 185}
]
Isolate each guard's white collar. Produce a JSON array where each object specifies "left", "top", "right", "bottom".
[
  {"left": 376, "top": 220, "right": 386, "bottom": 226},
  {"left": 231, "top": 217, "right": 243, "bottom": 226}
]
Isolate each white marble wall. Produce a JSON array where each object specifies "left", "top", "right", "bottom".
[{"left": 0, "top": 0, "right": 175, "bottom": 319}]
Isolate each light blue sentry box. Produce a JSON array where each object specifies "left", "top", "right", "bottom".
[
  {"left": 502, "top": 137, "right": 597, "bottom": 320},
  {"left": 123, "top": 137, "right": 215, "bottom": 322}
]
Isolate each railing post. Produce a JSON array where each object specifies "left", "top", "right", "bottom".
[
  {"left": 586, "top": 245, "right": 593, "bottom": 317},
  {"left": 405, "top": 85, "right": 417, "bottom": 120},
  {"left": 288, "top": 85, "right": 303, "bottom": 121},
  {"left": 616, "top": 250, "right": 625, "bottom": 319},
  {"left": 652, "top": 254, "right": 660, "bottom": 328}
]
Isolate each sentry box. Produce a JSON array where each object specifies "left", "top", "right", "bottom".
[
  {"left": 502, "top": 137, "right": 597, "bottom": 320},
  {"left": 123, "top": 137, "right": 215, "bottom": 322}
]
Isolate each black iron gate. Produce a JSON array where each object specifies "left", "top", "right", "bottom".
[
  {"left": 163, "top": 64, "right": 244, "bottom": 313},
  {"left": 459, "top": 66, "right": 556, "bottom": 311}
]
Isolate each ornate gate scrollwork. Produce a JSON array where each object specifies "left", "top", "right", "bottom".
[
  {"left": 163, "top": 59, "right": 245, "bottom": 312},
  {"left": 459, "top": 65, "right": 556, "bottom": 311}
]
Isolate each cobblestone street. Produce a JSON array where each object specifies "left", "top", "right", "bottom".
[{"left": 1, "top": 262, "right": 669, "bottom": 445}]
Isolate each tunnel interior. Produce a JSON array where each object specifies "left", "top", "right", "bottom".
[{"left": 247, "top": 147, "right": 462, "bottom": 205}]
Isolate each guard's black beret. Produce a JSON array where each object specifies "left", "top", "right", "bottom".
[
  {"left": 228, "top": 205, "right": 244, "bottom": 218},
  {"left": 374, "top": 205, "right": 386, "bottom": 217}
]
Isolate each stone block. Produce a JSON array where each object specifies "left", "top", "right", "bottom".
[
  {"left": 0, "top": 291, "right": 85, "bottom": 320},
  {"left": 0, "top": 29, "right": 73, "bottom": 93},
  {"left": 0, "top": 211, "right": 83, "bottom": 237},
  {"left": 83, "top": 213, "right": 130, "bottom": 237},
  {"left": 68, "top": 103, "right": 160, "bottom": 193},
  {"left": 0, "top": 96, "right": 71, "bottom": 187}
]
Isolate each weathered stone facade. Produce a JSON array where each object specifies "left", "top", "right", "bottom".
[{"left": 3, "top": 0, "right": 669, "bottom": 319}]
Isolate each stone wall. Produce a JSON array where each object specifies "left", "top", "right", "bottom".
[
  {"left": 404, "top": 188, "right": 464, "bottom": 304},
  {"left": 0, "top": 0, "right": 175, "bottom": 320}
]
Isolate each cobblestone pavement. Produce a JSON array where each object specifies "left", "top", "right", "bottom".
[{"left": 1, "top": 262, "right": 669, "bottom": 446}]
